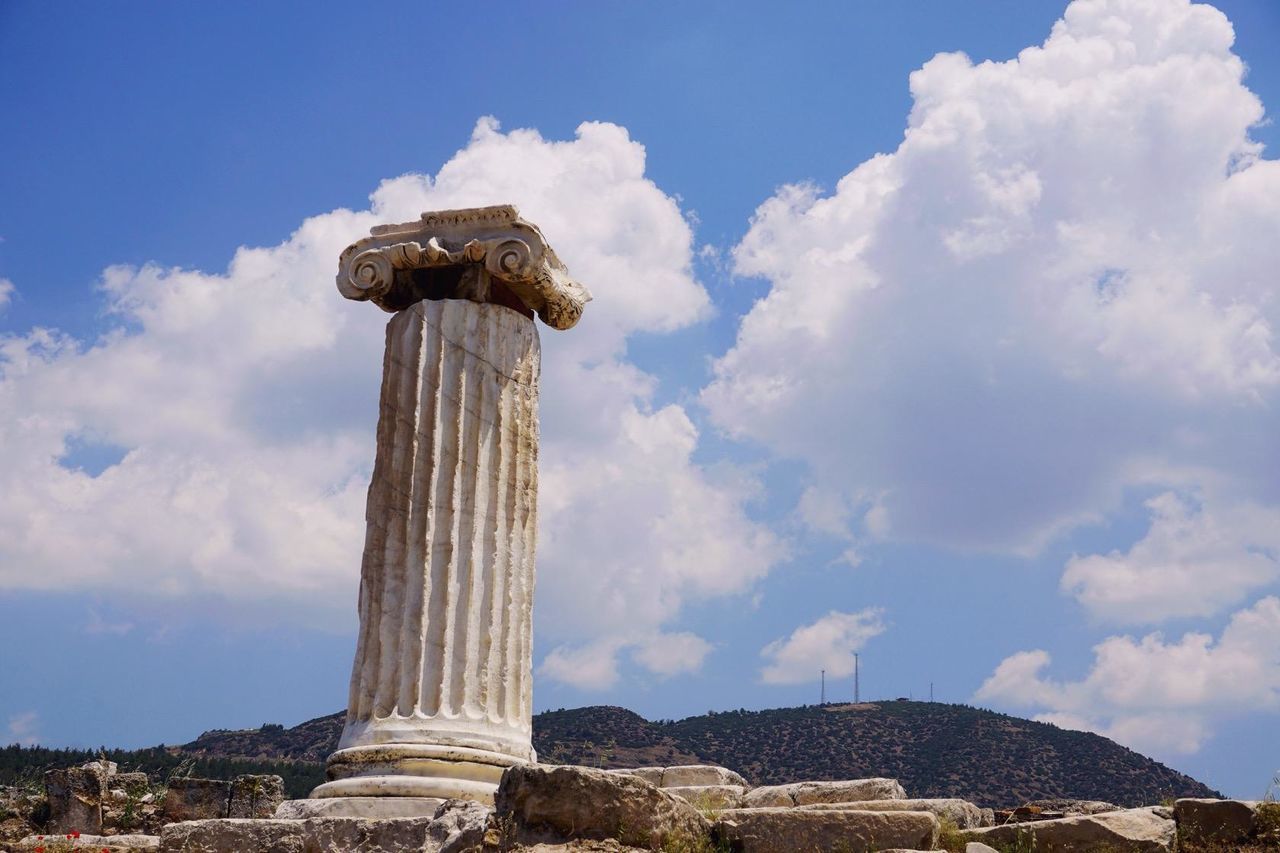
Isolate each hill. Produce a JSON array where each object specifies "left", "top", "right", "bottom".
[{"left": 170, "top": 701, "right": 1217, "bottom": 807}]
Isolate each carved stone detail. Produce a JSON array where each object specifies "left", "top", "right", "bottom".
[{"left": 337, "top": 205, "right": 591, "bottom": 330}]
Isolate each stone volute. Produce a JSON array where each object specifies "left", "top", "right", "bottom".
[{"left": 307, "top": 206, "right": 589, "bottom": 810}]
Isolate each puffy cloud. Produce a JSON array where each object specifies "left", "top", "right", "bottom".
[
  {"left": 538, "top": 638, "right": 628, "bottom": 692},
  {"left": 632, "top": 632, "right": 715, "bottom": 678},
  {"left": 760, "top": 609, "right": 886, "bottom": 685},
  {"left": 0, "top": 278, "right": 13, "bottom": 312},
  {"left": 977, "top": 596, "right": 1280, "bottom": 754},
  {"left": 1062, "top": 492, "right": 1280, "bottom": 624},
  {"left": 0, "top": 120, "right": 781, "bottom": 685},
  {"left": 702, "top": 0, "right": 1280, "bottom": 555},
  {"left": 794, "top": 486, "right": 891, "bottom": 567}
]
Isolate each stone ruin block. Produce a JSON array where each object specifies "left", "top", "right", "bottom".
[
  {"left": 161, "top": 774, "right": 284, "bottom": 821},
  {"left": 111, "top": 771, "right": 151, "bottom": 795},
  {"left": 44, "top": 761, "right": 110, "bottom": 834},
  {"left": 162, "top": 777, "right": 232, "bottom": 822},
  {"left": 226, "top": 774, "right": 284, "bottom": 818}
]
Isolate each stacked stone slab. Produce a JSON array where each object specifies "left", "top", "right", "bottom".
[
  {"left": 958, "top": 806, "right": 1177, "bottom": 852},
  {"left": 497, "top": 765, "right": 708, "bottom": 849},
  {"left": 608, "top": 764, "right": 749, "bottom": 810},
  {"left": 743, "top": 777, "right": 909, "bottom": 807},
  {"left": 163, "top": 776, "right": 283, "bottom": 822},
  {"left": 799, "top": 797, "right": 990, "bottom": 828},
  {"left": 11, "top": 833, "right": 158, "bottom": 852},
  {"left": 158, "top": 800, "right": 489, "bottom": 853},
  {"left": 712, "top": 807, "right": 939, "bottom": 853}
]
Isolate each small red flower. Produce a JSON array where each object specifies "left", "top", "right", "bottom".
[
  {"left": 35, "top": 847, "right": 45, "bottom": 853},
  {"left": 72, "top": 830, "right": 82, "bottom": 838},
  {"left": 67, "top": 834, "right": 74, "bottom": 839}
]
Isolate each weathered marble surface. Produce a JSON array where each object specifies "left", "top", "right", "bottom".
[
  {"left": 741, "top": 777, "right": 908, "bottom": 808},
  {"left": 316, "top": 207, "right": 588, "bottom": 806},
  {"left": 317, "top": 299, "right": 541, "bottom": 803},
  {"left": 713, "top": 807, "right": 939, "bottom": 853}
]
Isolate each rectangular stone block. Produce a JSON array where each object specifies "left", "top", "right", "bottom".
[
  {"left": 226, "top": 774, "right": 284, "bottom": 819},
  {"left": 1175, "top": 798, "right": 1270, "bottom": 849},
  {"left": 742, "top": 778, "right": 907, "bottom": 808},
  {"left": 13, "top": 832, "right": 157, "bottom": 851},
  {"left": 799, "top": 797, "right": 988, "bottom": 828},
  {"left": 960, "top": 807, "right": 1175, "bottom": 853},
  {"left": 714, "top": 807, "right": 939, "bottom": 853},
  {"left": 163, "top": 778, "right": 232, "bottom": 822},
  {"left": 112, "top": 772, "right": 152, "bottom": 794},
  {"left": 45, "top": 764, "right": 108, "bottom": 834},
  {"left": 159, "top": 816, "right": 440, "bottom": 853}
]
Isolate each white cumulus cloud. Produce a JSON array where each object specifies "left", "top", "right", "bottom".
[
  {"left": 760, "top": 609, "right": 886, "bottom": 685},
  {"left": 702, "top": 0, "right": 1280, "bottom": 556},
  {"left": 1062, "top": 492, "right": 1280, "bottom": 624},
  {"left": 0, "top": 120, "right": 781, "bottom": 688},
  {"left": 976, "top": 595, "right": 1280, "bottom": 755}
]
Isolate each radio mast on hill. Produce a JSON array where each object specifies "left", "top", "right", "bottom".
[
  {"left": 854, "top": 653, "right": 860, "bottom": 703},
  {"left": 820, "top": 669, "right": 826, "bottom": 704}
]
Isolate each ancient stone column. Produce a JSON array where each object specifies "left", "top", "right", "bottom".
[{"left": 309, "top": 206, "right": 589, "bottom": 809}]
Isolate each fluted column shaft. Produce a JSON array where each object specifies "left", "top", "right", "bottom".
[{"left": 315, "top": 298, "right": 539, "bottom": 802}]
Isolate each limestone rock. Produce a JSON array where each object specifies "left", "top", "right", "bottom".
[
  {"left": 660, "top": 765, "right": 747, "bottom": 788},
  {"left": 495, "top": 764, "right": 709, "bottom": 849},
  {"left": 664, "top": 785, "right": 745, "bottom": 811},
  {"left": 275, "top": 797, "right": 445, "bottom": 819},
  {"left": 163, "top": 779, "right": 232, "bottom": 822},
  {"left": 45, "top": 763, "right": 110, "bottom": 834},
  {"left": 1175, "top": 798, "right": 1263, "bottom": 848},
  {"left": 426, "top": 800, "right": 492, "bottom": 853},
  {"left": 512, "top": 843, "right": 650, "bottom": 852},
  {"left": 113, "top": 773, "right": 152, "bottom": 794},
  {"left": 799, "top": 797, "right": 986, "bottom": 828},
  {"left": 14, "top": 833, "right": 158, "bottom": 852},
  {"left": 959, "top": 806, "right": 1175, "bottom": 853},
  {"left": 604, "top": 768, "right": 664, "bottom": 786},
  {"left": 965, "top": 843, "right": 1000, "bottom": 853},
  {"left": 159, "top": 816, "right": 438, "bottom": 853},
  {"left": 713, "top": 807, "right": 939, "bottom": 853},
  {"left": 1026, "top": 798, "right": 1120, "bottom": 816},
  {"left": 742, "top": 778, "right": 907, "bottom": 808},
  {"left": 226, "top": 775, "right": 284, "bottom": 819}
]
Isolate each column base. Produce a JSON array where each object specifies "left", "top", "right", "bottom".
[{"left": 314, "top": 742, "right": 527, "bottom": 804}]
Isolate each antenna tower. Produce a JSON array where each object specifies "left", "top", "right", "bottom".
[
  {"left": 854, "top": 653, "right": 860, "bottom": 703},
  {"left": 820, "top": 669, "right": 826, "bottom": 704}
]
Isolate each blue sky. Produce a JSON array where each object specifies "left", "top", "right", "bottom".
[{"left": 2, "top": 0, "right": 1278, "bottom": 800}]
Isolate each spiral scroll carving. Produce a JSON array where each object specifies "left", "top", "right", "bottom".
[
  {"left": 348, "top": 249, "right": 395, "bottom": 299},
  {"left": 484, "top": 239, "right": 534, "bottom": 281}
]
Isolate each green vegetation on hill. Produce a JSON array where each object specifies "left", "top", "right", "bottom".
[
  {"left": 3, "top": 701, "right": 1219, "bottom": 807},
  {"left": 531, "top": 702, "right": 1217, "bottom": 807}
]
